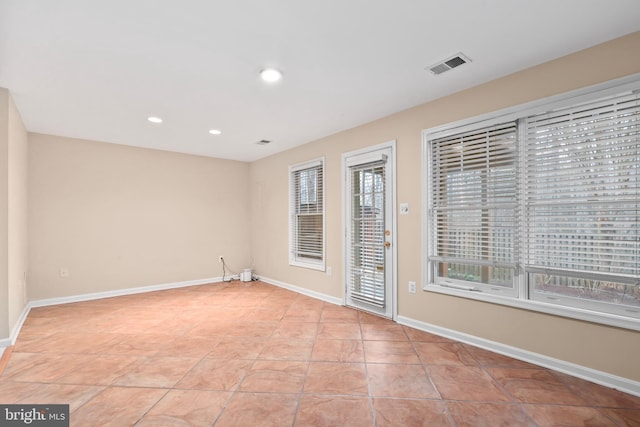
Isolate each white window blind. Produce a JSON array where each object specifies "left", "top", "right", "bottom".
[
  {"left": 429, "top": 122, "right": 518, "bottom": 292},
  {"left": 524, "top": 91, "right": 639, "bottom": 309},
  {"left": 289, "top": 159, "right": 325, "bottom": 269},
  {"left": 349, "top": 162, "right": 386, "bottom": 307}
]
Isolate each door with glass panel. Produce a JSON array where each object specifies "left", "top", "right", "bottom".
[{"left": 344, "top": 144, "right": 395, "bottom": 318}]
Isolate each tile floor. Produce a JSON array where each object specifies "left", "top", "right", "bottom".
[{"left": 0, "top": 280, "right": 638, "bottom": 426}]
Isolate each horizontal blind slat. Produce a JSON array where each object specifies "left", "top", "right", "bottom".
[{"left": 524, "top": 91, "right": 639, "bottom": 276}]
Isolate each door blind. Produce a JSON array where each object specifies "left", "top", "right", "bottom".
[{"left": 349, "top": 162, "right": 386, "bottom": 307}]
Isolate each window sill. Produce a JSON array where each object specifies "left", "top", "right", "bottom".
[
  {"left": 289, "top": 260, "right": 325, "bottom": 272},
  {"left": 423, "top": 284, "right": 640, "bottom": 331}
]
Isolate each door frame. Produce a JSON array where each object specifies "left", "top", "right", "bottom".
[{"left": 341, "top": 140, "right": 397, "bottom": 320}]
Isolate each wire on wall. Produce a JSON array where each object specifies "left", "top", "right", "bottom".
[{"left": 220, "top": 257, "right": 238, "bottom": 282}]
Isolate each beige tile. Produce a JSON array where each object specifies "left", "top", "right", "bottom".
[
  {"left": 599, "top": 408, "right": 640, "bottom": 426},
  {"left": 16, "top": 384, "right": 104, "bottom": 412},
  {"left": 175, "top": 358, "right": 253, "bottom": 391},
  {"left": 4, "top": 353, "right": 79, "bottom": 383},
  {"left": 112, "top": 356, "right": 200, "bottom": 388},
  {"left": 15, "top": 332, "right": 119, "bottom": 354},
  {"left": 361, "top": 323, "right": 408, "bottom": 341},
  {"left": 374, "top": 398, "right": 453, "bottom": 427},
  {"left": 282, "top": 308, "right": 321, "bottom": 322},
  {"left": 272, "top": 321, "right": 318, "bottom": 339},
  {"left": 311, "top": 339, "right": 364, "bottom": 362},
  {"left": 363, "top": 340, "right": 421, "bottom": 364},
  {"left": 447, "top": 401, "right": 535, "bottom": 427},
  {"left": 108, "top": 316, "right": 167, "bottom": 334},
  {"left": 244, "top": 307, "right": 288, "bottom": 321},
  {"left": 414, "top": 342, "right": 477, "bottom": 366},
  {"left": 552, "top": 370, "right": 640, "bottom": 408},
  {"left": 317, "top": 323, "right": 362, "bottom": 340},
  {"left": 462, "top": 345, "right": 536, "bottom": 369},
  {"left": 71, "top": 386, "right": 167, "bottom": 426},
  {"left": 304, "top": 362, "right": 368, "bottom": 395},
  {"left": 136, "top": 389, "right": 231, "bottom": 426},
  {"left": 56, "top": 354, "right": 143, "bottom": 385},
  {"left": 295, "top": 395, "right": 373, "bottom": 427},
  {"left": 367, "top": 363, "right": 439, "bottom": 399},
  {"left": 258, "top": 337, "right": 314, "bottom": 361},
  {"left": 0, "top": 381, "right": 43, "bottom": 403},
  {"left": 156, "top": 336, "right": 220, "bottom": 358},
  {"left": 319, "top": 307, "right": 359, "bottom": 323},
  {"left": 104, "top": 333, "right": 173, "bottom": 356},
  {"left": 358, "top": 311, "right": 393, "bottom": 324},
  {"left": 428, "top": 365, "right": 511, "bottom": 402},
  {"left": 187, "top": 320, "right": 234, "bottom": 336},
  {"left": 522, "top": 404, "right": 618, "bottom": 426},
  {"left": 486, "top": 367, "right": 587, "bottom": 405},
  {"left": 220, "top": 320, "right": 280, "bottom": 338},
  {"left": 214, "top": 392, "right": 298, "bottom": 427},
  {"left": 207, "top": 337, "right": 268, "bottom": 359},
  {"left": 239, "top": 360, "right": 308, "bottom": 393}
]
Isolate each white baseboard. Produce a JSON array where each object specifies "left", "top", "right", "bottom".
[
  {"left": 397, "top": 315, "right": 640, "bottom": 397},
  {"left": 0, "top": 276, "right": 223, "bottom": 353},
  {"left": 259, "top": 276, "right": 343, "bottom": 306},
  {"left": 9, "top": 301, "right": 32, "bottom": 346},
  {"left": 29, "top": 276, "right": 223, "bottom": 308}
]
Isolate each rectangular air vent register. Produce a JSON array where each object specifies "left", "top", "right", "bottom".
[{"left": 427, "top": 53, "right": 471, "bottom": 75}]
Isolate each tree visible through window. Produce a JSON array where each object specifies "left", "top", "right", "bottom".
[
  {"left": 524, "top": 92, "right": 640, "bottom": 312},
  {"left": 425, "top": 84, "right": 639, "bottom": 321}
]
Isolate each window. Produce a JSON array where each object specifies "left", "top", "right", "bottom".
[
  {"left": 289, "top": 158, "right": 325, "bottom": 270},
  {"left": 424, "top": 78, "right": 640, "bottom": 327},
  {"left": 428, "top": 122, "right": 518, "bottom": 297},
  {"left": 524, "top": 92, "right": 639, "bottom": 317}
]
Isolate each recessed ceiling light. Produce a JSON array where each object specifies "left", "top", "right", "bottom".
[
  {"left": 147, "top": 116, "right": 163, "bottom": 124},
  {"left": 260, "top": 68, "right": 282, "bottom": 83},
  {"left": 209, "top": 129, "right": 222, "bottom": 135}
]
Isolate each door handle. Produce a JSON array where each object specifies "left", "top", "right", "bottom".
[{"left": 384, "top": 241, "right": 391, "bottom": 248}]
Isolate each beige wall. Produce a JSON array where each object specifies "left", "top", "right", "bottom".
[
  {"left": 8, "top": 94, "right": 28, "bottom": 331},
  {"left": 28, "top": 134, "right": 251, "bottom": 300},
  {"left": 0, "top": 89, "right": 9, "bottom": 338},
  {"left": 250, "top": 32, "right": 640, "bottom": 381},
  {"left": 0, "top": 88, "right": 29, "bottom": 340}
]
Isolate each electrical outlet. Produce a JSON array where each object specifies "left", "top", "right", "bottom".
[
  {"left": 326, "top": 266, "right": 333, "bottom": 276},
  {"left": 219, "top": 256, "right": 224, "bottom": 262},
  {"left": 408, "top": 281, "right": 416, "bottom": 294}
]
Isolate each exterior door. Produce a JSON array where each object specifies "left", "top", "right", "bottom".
[{"left": 343, "top": 143, "right": 395, "bottom": 318}]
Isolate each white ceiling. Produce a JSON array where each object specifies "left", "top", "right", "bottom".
[{"left": 1, "top": 1, "right": 639, "bottom": 162}]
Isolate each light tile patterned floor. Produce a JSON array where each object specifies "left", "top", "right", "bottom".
[{"left": 0, "top": 281, "right": 639, "bottom": 426}]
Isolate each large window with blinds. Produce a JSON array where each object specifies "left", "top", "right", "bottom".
[
  {"left": 424, "top": 78, "right": 639, "bottom": 326},
  {"left": 427, "top": 122, "right": 518, "bottom": 297},
  {"left": 289, "top": 158, "right": 325, "bottom": 270}
]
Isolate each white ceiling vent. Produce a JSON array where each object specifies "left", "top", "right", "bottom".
[
  {"left": 427, "top": 53, "right": 471, "bottom": 75},
  {"left": 256, "top": 139, "right": 271, "bottom": 145}
]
